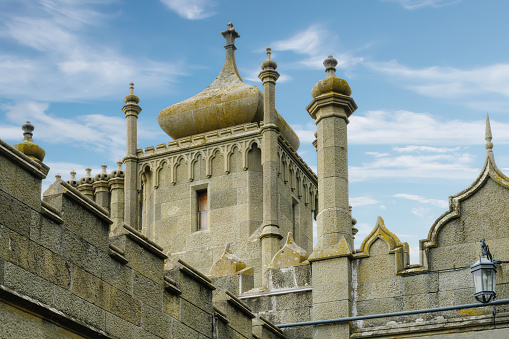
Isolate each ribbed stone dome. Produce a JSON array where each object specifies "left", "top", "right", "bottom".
[{"left": 158, "top": 23, "right": 300, "bottom": 150}]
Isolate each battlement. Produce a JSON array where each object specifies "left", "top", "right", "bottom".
[{"left": 0, "top": 137, "right": 286, "bottom": 338}]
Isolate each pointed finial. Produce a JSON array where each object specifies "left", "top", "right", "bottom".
[
  {"left": 70, "top": 170, "right": 76, "bottom": 180},
  {"left": 324, "top": 55, "right": 338, "bottom": 78},
  {"left": 101, "top": 163, "right": 107, "bottom": 173},
  {"left": 221, "top": 22, "right": 240, "bottom": 50},
  {"left": 486, "top": 112, "right": 493, "bottom": 150},
  {"left": 117, "top": 160, "right": 123, "bottom": 169},
  {"left": 85, "top": 167, "right": 92, "bottom": 177},
  {"left": 124, "top": 82, "right": 140, "bottom": 104},
  {"left": 22, "top": 121, "right": 34, "bottom": 139},
  {"left": 55, "top": 173, "right": 61, "bottom": 180},
  {"left": 286, "top": 232, "right": 294, "bottom": 244},
  {"left": 260, "top": 47, "right": 278, "bottom": 71}
]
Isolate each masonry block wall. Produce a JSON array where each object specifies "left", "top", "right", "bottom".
[{"left": 0, "top": 139, "right": 285, "bottom": 339}]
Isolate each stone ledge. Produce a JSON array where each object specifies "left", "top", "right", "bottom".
[
  {"left": 178, "top": 259, "right": 216, "bottom": 290},
  {"left": 123, "top": 224, "right": 167, "bottom": 259},
  {"left": 41, "top": 200, "right": 63, "bottom": 224},
  {"left": 164, "top": 276, "right": 182, "bottom": 295},
  {"left": 0, "top": 285, "right": 111, "bottom": 338},
  {"left": 255, "top": 316, "right": 287, "bottom": 338},
  {"left": 214, "top": 305, "right": 229, "bottom": 324},
  {"left": 0, "top": 139, "right": 49, "bottom": 179},
  {"left": 225, "top": 290, "right": 255, "bottom": 319},
  {"left": 108, "top": 243, "right": 128, "bottom": 265}
]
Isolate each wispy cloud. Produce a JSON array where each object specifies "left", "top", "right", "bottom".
[
  {"left": 350, "top": 151, "right": 477, "bottom": 182},
  {"left": 385, "top": 0, "right": 463, "bottom": 10},
  {"left": 394, "top": 146, "right": 461, "bottom": 153},
  {"left": 1, "top": 101, "right": 164, "bottom": 161},
  {"left": 349, "top": 110, "right": 508, "bottom": 145},
  {"left": 350, "top": 196, "right": 379, "bottom": 207},
  {"left": 394, "top": 193, "right": 448, "bottom": 208},
  {"left": 0, "top": 0, "right": 185, "bottom": 102},
  {"left": 270, "top": 25, "right": 364, "bottom": 71},
  {"left": 159, "top": 0, "right": 216, "bottom": 20},
  {"left": 367, "top": 60, "right": 509, "bottom": 100}
]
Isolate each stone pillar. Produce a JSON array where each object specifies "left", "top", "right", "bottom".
[
  {"left": 93, "top": 163, "right": 110, "bottom": 210},
  {"left": 77, "top": 167, "right": 95, "bottom": 200},
  {"left": 122, "top": 83, "right": 142, "bottom": 230},
  {"left": 258, "top": 48, "right": 283, "bottom": 288},
  {"left": 306, "top": 56, "right": 357, "bottom": 338},
  {"left": 109, "top": 161, "right": 125, "bottom": 236}
]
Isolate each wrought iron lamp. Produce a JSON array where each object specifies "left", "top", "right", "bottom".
[{"left": 471, "top": 239, "right": 497, "bottom": 303}]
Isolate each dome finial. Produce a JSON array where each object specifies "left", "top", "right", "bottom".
[
  {"left": 221, "top": 22, "right": 240, "bottom": 50},
  {"left": 13, "top": 121, "right": 45, "bottom": 162},
  {"left": 260, "top": 47, "right": 278, "bottom": 71},
  {"left": 124, "top": 82, "right": 140, "bottom": 104},
  {"left": 486, "top": 112, "right": 493, "bottom": 150},
  {"left": 22, "top": 121, "right": 34, "bottom": 139},
  {"left": 324, "top": 55, "right": 338, "bottom": 78}
]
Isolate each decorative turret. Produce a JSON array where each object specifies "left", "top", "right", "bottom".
[
  {"left": 122, "top": 82, "right": 142, "bottom": 230},
  {"left": 310, "top": 56, "right": 352, "bottom": 98},
  {"left": 95, "top": 163, "right": 110, "bottom": 181},
  {"left": 110, "top": 160, "right": 125, "bottom": 178},
  {"left": 79, "top": 167, "right": 94, "bottom": 185},
  {"left": 13, "top": 121, "right": 45, "bottom": 162},
  {"left": 158, "top": 22, "right": 299, "bottom": 150},
  {"left": 67, "top": 170, "right": 78, "bottom": 187}
]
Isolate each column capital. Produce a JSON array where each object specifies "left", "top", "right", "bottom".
[{"left": 306, "top": 92, "right": 357, "bottom": 124}]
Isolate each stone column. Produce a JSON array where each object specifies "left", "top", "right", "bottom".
[
  {"left": 93, "top": 163, "right": 110, "bottom": 210},
  {"left": 122, "top": 83, "right": 142, "bottom": 230},
  {"left": 258, "top": 48, "right": 283, "bottom": 288},
  {"left": 109, "top": 161, "right": 125, "bottom": 236},
  {"left": 306, "top": 56, "right": 357, "bottom": 338}
]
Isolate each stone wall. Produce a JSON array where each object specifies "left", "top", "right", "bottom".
[{"left": 0, "top": 138, "right": 286, "bottom": 339}]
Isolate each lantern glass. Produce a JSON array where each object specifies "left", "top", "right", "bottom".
[{"left": 471, "top": 257, "right": 497, "bottom": 303}]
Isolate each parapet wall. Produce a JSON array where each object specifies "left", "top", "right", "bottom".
[{"left": 0, "top": 138, "right": 285, "bottom": 339}]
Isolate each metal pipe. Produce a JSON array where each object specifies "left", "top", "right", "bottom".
[{"left": 277, "top": 298, "right": 509, "bottom": 328}]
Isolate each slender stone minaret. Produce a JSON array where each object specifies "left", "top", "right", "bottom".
[
  {"left": 258, "top": 48, "right": 283, "bottom": 288},
  {"left": 122, "top": 83, "right": 142, "bottom": 230},
  {"left": 306, "top": 55, "right": 357, "bottom": 338}
]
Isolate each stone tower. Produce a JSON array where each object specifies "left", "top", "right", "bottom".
[{"left": 125, "top": 23, "right": 317, "bottom": 288}]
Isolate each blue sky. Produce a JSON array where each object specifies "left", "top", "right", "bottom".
[{"left": 2, "top": 0, "right": 509, "bottom": 263}]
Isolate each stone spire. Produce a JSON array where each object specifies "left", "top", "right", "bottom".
[
  {"left": 258, "top": 46, "right": 282, "bottom": 289},
  {"left": 122, "top": 82, "right": 142, "bottom": 230},
  {"left": 485, "top": 113, "right": 493, "bottom": 150},
  {"left": 221, "top": 22, "right": 240, "bottom": 50},
  {"left": 13, "top": 121, "right": 45, "bottom": 162}
]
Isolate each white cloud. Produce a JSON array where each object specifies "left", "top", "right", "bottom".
[
  {"left": 159, "top": 0, "right": 216, "bottom": 20},
  {"left": 0, "top": 0, "right": 185, "bottom": 102},
  {"left": 270, "top": 25, "right": 363, "bottom": 71},
  {"left": 1, "top": 101, "right": 164, "bottom": 162},
  {"left": 367, "top": 60, "right": 509, "bottom": 99},
  {"left": 394, "top": 146, "right": 461, "bottom": 153},
  {"left": 350, "top": 151, "right": 477, "bottom": 182},
  {"left": 349, "top": 110, "right": 509, "bottom": 146},
  {"left": 394, "top": 193, "right": 449, "bottom": 208},
  {"left": 385, "top": 0, "right": 463, "bottom": 10},
  {"left": 350, "top": 196, "right": 379, "bottom": 207}
]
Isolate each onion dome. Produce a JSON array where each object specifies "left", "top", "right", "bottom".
[
  {"left": 311, "top": 56, "right": 352, "bottom": 98},
  {"left": 124, "top": 83, "right": 140, "bottom": 104},
  {"left": 79, "top": 167, "right": 94, "bottom": 185},
  {"left": 110, "top": 161, "right": 125, "bottom": 178},
  {"left": 95, "top": 163, "right": 110, "bottom": 181},
  {"left": 67, "top": 170, "right": 79, "bottom": 187},
  {"left": 13, "top": 121, "right": 45, "bottom": 162},
  {"left": 158, "top": 22, "right": 300, "bottom": 150}
]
